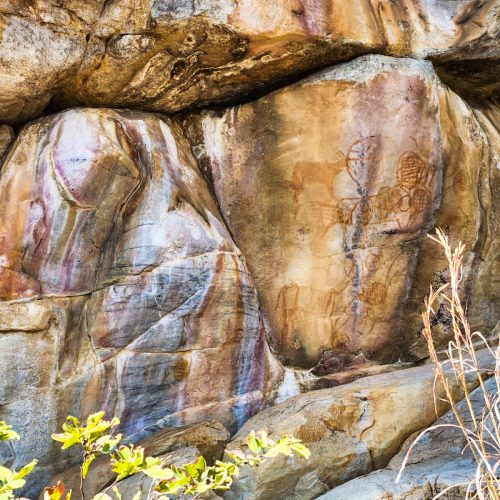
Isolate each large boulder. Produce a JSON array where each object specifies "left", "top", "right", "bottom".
[
  {"left": 0, "top": 0, "right": 498, "bottom": 124},
  {"left": 0, "top": 108, "right": 280, "bottom": 496},
  {"left": 185, "top": 54, "right": 499, "bottom": 370},
  {"left": 469, "top": 103, "right": 500, "bottom": 341},
  {"left": 223, "top": 349, "right": 495, "bottom": 500},
  {"left": 316, "top": 460, "right": 475, "bottom": 500},
  {"left": 318, "top": 376, "right": 498, "bottom": 499}
]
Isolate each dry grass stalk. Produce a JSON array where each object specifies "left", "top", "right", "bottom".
[{"left": 397, "top": 228, "right": 500, "bottom": 499}]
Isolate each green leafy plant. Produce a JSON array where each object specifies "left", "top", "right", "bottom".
[
  {"left": 154, "top": 431, "right": 311, "bottom": 499},
  {"left": 52, "top": 412, "right": 121, "bottom": 498},
  {"left": 0, "top": 423, "right": 19, "bottom": 443},
  {"left": 111, "top": 445, "right": 173, "bottom": 482},
  {"left": 0, "top": 421, "right": 37, "bottom": 500},
  {"left": 0, "top": 461, "right": 38, "bottom": 500},
  {"left": 49, "top": 412, "right": 311, "bottom": 500},
  {"left": 228, "top": 430, "right": 311, "bottom": 466}
]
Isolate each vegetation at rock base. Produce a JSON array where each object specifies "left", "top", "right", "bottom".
[
  {"left": 0, "top": 413, "right": 309, "bottom": 500},
  {"left": 0, "top": 422, "right": 37, "bottom": 500},
  {"left": 398, "top": 229, "right": 500, "bottom": 499}
]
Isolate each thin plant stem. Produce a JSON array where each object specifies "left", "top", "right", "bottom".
[{"left": 398, "top": 229, "right": 500, "bottom": 500}]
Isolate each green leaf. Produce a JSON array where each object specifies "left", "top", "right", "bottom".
[
  {"left": 95, "top": 434, "right": 122, "bottom": 454},
  {"left": 184, "top": 463, "right": 199, "bottom": 478},
  {"left": 86, "top": 412, "right": 105, "bottom": 428},
  {"left": 7, "top": 478, "right": 25, "bottom": 489},
  {"left": 0, "top": 422, "right": 20, "bottom": 442},
  {"left": 66, "top": 416, "right": 80, "bottom": 426},
  {"left": 15, "top": 459, "right": 37, "bottom": 479},
  {"left": 291, "top": 443, "right": 311, "bottom": 459},
  {"left": 143, "top": 465, "right": 173, "bottom": 481},
  {"left": 0, "top": 466, "right": 13, "bottom": 483},
  {"left": 195, "top": 456, "right": 206, "bottom": 472},
  {"left": 82, "top": 454, "right": 96, "bottom": 479},
  {"left": 247, "top": 432, "right": 261, "bottom": 454},
  {"left": 226, "top": 450, "right": 246, "bottom": 465},
  {"left": 52, "top": 432, "right": 80, "bottom": 450},
  {"left": 111, "top": 445, "right": 148, "bottom": 481}
]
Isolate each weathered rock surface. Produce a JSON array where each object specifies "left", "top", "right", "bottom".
[
  {"left": 404, "top": 98, "right": 500, "bottom": 360},
  {"left": 0, "top": 3, "right": 498, "bottom": 499},
  {"left": 0, "top": 0, "right": 498, "bottom": 124},
  {"left": 43, "top": 420, "right": 229, "bottom": 500},
  {"left": 0, "top": 108, "right": 280, "bottom": 496},
  {"left": 470, "top": 102, "right": 500, "bottom": 344},
  {"left": 223, "top": 349, "right": 495, "bottom": 500},
  {"left": 316, "top": 460, "right": 476, "bottom": 500},
  {"left": 318, "top": 376, "right": 497, "bottom": 499},
  {"left": 187, "top": 54, "right": 499, "bottom": 369}
]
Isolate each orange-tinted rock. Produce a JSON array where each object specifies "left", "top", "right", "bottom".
[
  {"left": 469, "top": 102, "right": 500, "bottom": 344},
  {"left": 318, "top": 377, "right": 497, "bottom": 499},
  {"left": 404, "top": 95, "right": 500, "bottom": 358},
  {"left": 187, "top": 55, "right": 498, "bottom": 369},
  {"left": 0, "top": 0, "right": 497, "bottom": 124},
  {"left": 0, "top": 108, "right": 280, "bottom": 496}
]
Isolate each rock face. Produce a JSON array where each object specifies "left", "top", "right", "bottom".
[
  {"left": 223, "top": 349, "right": 495, "bottom": 500},
  {"left": 0, "top": 0, "right": 498, "bottom": 124},
  {"left": 189, "top": 54, "right": 498, "bottom": 369},
  {"left": 316, "top": 461, "right": 476, "bottom": 500},
  {"left": 0, "top": 108, "right": 279, "bottom": 495},
  {"left": 318, "top": 376, "right": 498, "bottom": 499},
  {"left": 0, "top": 2, "right": 498, "bottom": 499}
]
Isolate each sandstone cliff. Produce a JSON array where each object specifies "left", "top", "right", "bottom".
[{"left": 0, "top": 0, "right": 498, "bottom": 497}]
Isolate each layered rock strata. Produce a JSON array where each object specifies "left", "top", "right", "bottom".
[{"left": 0, "top": 0, "right": 498, "bottom": 124}]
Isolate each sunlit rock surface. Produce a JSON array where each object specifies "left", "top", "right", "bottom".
[
  {"left": 0, "top": 0, "right": 498, "bottom": 124},
  {"left": 187, "top": 54, "right": 498, "bottom": 369},
  {"left": 0, "top": 2, "right": 498, "bottom": 498},
  {"left": 318, "top": 377, "right": 497, "bottom": 499},
  {"left": 0, "top": 108, "right": 280, "bottom": 495},
  {"left": 224, "top": 349, "right": 495, "bottom": 500}
]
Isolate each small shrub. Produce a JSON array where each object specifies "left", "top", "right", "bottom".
[{"left": 49, "top": 412, "right": 310, "bottom": 500}]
